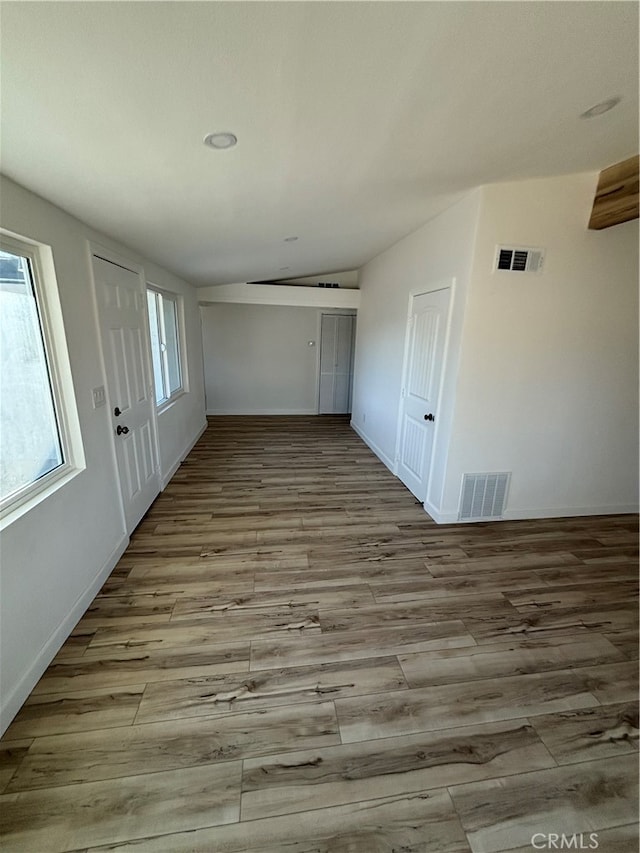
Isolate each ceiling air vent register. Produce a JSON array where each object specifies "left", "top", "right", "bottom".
[{"left": 494, "top": 246, "right": 545, "bottom": 274}]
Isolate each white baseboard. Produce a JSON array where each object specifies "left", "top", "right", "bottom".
[
  {"left": 0, "top": 534, "right": 129, "bottom": 736},
  {"left": 206, "top": 408, "right": 318, "bottom": 416},
  {"left": 350, "top": 421, "right": 396, "bottom": 474},
  {"left": 423, "top": 502, "right": 639, "bottom": 526},
  {"left": 161, "top": 420, "right": 208, "bottom": 490},
  {"left": 422, "top": 499, "right": 459, "bottom": 524},
  {"left": 502, "top": 504, "right": 639, "bottom": 521}
]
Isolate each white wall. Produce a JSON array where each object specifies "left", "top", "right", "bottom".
[
  {"left": 201, "top": 302, "right": 356, "bottom": 415},
  {"left": 351, "top": 191, "right": 482, "bottom": 478},
  {"left": 441, "top": 173, "right": 639, "bottom": 520},
  {"left": 0, "top": 177, "right": 206, "bottom": 733},
  {"left": 198, "top": 281, "right": 359, "bottom": 310},
  {"left": 352, "top": 172, "right": 638, "bottom": 523},
  {"left": 152, "top": 285, "right": 207, "bottom": 488}
]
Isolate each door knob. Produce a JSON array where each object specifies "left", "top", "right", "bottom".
[
  {"left": 424, "top": 413, "right": 435, "bottom": 422},
  {"left": 116, "top": 425, "right": 130, "bottom": 436},
  {"left": 114, "top": 406, "right": 122, "bottom": 417}
]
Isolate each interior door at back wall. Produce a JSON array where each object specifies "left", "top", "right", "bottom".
[
  {"left": 92, "top": 256, "right": 160, "bottom": 532},
  {"left": 396, "top": 287, "right": 451, "bottom": 502},
  {"left": 318, "top": 313, "right": 355, "bottom": 414}
]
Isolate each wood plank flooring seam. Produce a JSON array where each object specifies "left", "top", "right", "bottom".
[
  {"left": 445, "top": 756, "right": 639, "bottom": 853},
  {"left": 0, "top": 764, "right": 19, "bottom": 795},
  {"left": 235, "top": 720, "right": 563, "bottom": 825},
  {"left": 131, "top": 690, "right": 146, "bottom": 726},
  {"left": 0, "top": 754, "right": 246, "bottom": 795},
  {"left": 396, "top": 638, "right": 629, "bottom": 692},
  {"left": 444, "top": 750, "right": 638, "bottom": 793},
  {"left": 131, "top": 673, "right": 411, "bottom": 728},
  {"left": 234, "top": 785, "right": 459, "bottom": 826}
]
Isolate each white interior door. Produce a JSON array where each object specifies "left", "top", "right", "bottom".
[
  {"left": 397, "top": 288, "right": 450, "bottom": 502},
  {"left": 93, "top": 256, "right": 160, "bottom": 532},
  {"left": 318, "top": 314, "right": 355, "bottom": 414}
]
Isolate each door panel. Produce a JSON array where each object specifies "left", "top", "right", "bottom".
[
  {"left": 318, "top": 314, "right": 355, "bottom": 414},
  {"left": 122, "top": 435, "right": 141, "bottom": 501},
  {"left": 319, "top": 316, "right": 337, "bottom": 373},
  {"left": 93, "top": 256, "right": 160, "bottom": 532},
  {"left": 409, "top": 309, "right": 439, "bottom": 400},
  {"left": 319, "top": 315, "right": 337, "bottom": 413},
  {"left": 400, "top": 416, "right": 426, "bottom": 480},
  {"left": 397, "top": 288, "right": 450, "bottom": 502},
  {"left": 131, "top": 327, "right": 147, "bottom": 402}
]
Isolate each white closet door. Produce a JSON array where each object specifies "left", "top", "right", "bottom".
[
  {"left": 319, "top": 314, "right": 355, "bottom": 414},
  {"left": 319, "top": 315, "right": 337, "bottom": 413},
  {"left": 396, "top": 287, "right": 450, "bottom": 502},
  {"left": 93, "top": 256, "right": 160, "bottom": 532}
]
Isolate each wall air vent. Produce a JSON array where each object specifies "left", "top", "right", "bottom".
[
  {"left": 495, "top": 246, "right": 545, "bottom": 273},
  {"left": 458, "top": 472, "right": 511, "bottom": 521}
]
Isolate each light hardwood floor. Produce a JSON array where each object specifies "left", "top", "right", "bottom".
[{"left": 1, "top": 416, "right": 638, "bottom": 852}]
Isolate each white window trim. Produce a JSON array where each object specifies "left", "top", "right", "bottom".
[
  {"left": 0, "top": 229, "right": 85, "bottom": 529},
  {"left": 146, "top": 284, "right": 187, "bottom": 412}
]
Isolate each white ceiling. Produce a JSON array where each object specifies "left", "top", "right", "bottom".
[{"left": 1, "top": 1, "right": 637, "bottom": 287}]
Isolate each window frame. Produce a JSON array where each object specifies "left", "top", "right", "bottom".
[
  {"left": 146, "top": 284, "right": 186, "bottom": 411},
  {"left": 0, "top": 230, "right": 85, "bottom": 526}
]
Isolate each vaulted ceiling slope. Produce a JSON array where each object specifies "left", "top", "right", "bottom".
[{"left": 0, "top": 1, "right": 637, "bottom": 286}]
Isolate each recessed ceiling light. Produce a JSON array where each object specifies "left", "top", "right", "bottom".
[
  {"left": 203, "top": 132, "right": 238, "bottom": 149},
  {"left": 580, "top": 97, "right": 621, "bottom": 119},
  {"left": 284, "top": 236, "right": 298, "bottom": 242}
]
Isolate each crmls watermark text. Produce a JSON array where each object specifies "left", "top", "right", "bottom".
[{"left": 531, "top": 833, "right": 599, "bottom": 849}]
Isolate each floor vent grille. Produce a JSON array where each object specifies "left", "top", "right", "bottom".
[{"left": 459, "top": 472, "right": 510, "bottom": 521}]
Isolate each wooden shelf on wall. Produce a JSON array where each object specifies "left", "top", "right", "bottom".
[{"left": 588, "top": 154, "right": 639, "bottom": 230}]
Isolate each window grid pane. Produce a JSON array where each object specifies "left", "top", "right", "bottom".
[
  {"left": 146, "top": 287, "right": 182, "bottom": 407},
  {"left": 0, "top": 250, "right": 64, "bottom": 503},
  {"left": 161, "top": 295, "right": 181, "bottom": 395},
  {"left": 146, "top": 290, "right": 166, "bottom": 405}
]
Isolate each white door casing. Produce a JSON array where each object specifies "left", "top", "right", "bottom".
[
  {"left": 318, "top": 313, "right": 355, "bottom": 414},
  {"left": 92, "top": 255, "right": 160, "bottom": 532},
  {"left": 396, "top": 287, "right": 451, "bottom": 502}
]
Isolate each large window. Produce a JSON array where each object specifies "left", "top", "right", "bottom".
[
  {"left": 0, "top": 234, "right": 82, "bottom": 518},
  {"left": 146, "top": 287, "right": 183, "bottom": 407}
]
